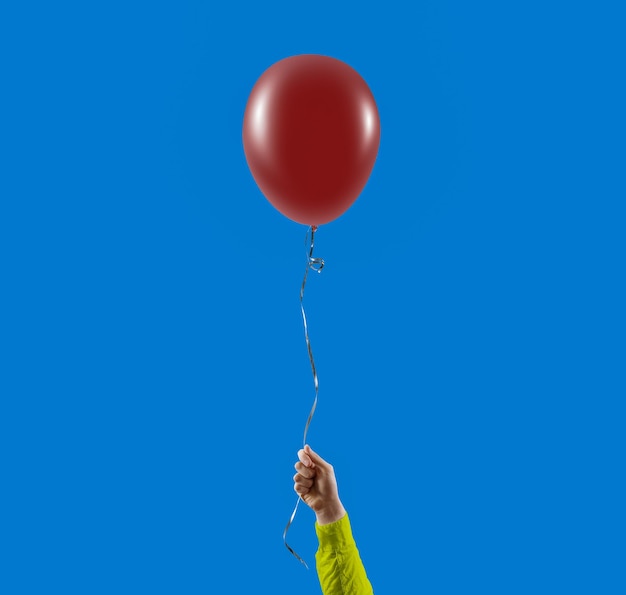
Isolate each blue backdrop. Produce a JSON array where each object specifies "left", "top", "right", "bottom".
[{"left": 2, "top": 1, "right": 624, "bottom": 593}]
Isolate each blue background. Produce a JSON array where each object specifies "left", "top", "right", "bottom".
[{"left": 1, "top": 1, "right": 624, "bottom": 593}]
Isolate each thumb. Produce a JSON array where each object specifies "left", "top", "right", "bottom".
[{"left": 304, "top": 444, "right": 329, "bottom": 468}]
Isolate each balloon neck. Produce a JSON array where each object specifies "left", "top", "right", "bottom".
[{"left": 311, "top": 225, "right": 318, "bottom": 232}]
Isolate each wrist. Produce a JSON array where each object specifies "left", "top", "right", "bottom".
[{"left": 315, "top": 501, "right": 346, "bottom": 526}]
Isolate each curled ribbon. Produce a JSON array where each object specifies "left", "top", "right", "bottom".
[{"left": 283, "top": 225, "right": 325, "bottom": 570}]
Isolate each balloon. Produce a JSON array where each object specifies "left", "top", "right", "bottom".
[{"left": 242, "top": 54, "right": 380, "bottom": 227}]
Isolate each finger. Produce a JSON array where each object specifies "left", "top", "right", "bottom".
[
  {"left": 294, "top": 461, "right": 315, "bottom": 478},
  {"left": 294, "top": 483, "right": 309, "bottom": 496},
  {"left": 304, "top": 444, "right": 330, "bottom": 468},
  {"left": 293, "top": 473, "right": 314, "bottom": 488},
  {"left": 297, "top": 448, "right": 314, "bottom": 468}
]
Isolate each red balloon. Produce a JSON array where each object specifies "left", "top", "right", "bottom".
[{"left": 242, "top": 54, "right": 380, "bottom": 227}]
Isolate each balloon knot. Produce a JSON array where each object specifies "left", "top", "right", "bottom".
[{"left": 306, "top": 226, "right": 324, "bottom": 272}]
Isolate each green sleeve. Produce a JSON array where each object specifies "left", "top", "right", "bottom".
[{"left": 315, "top": 512, "right": 374, "bottom": 595}]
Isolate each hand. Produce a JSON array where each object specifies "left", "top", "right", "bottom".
[{"left": 293, "top": 445, "right": 346, "bottom": 525}]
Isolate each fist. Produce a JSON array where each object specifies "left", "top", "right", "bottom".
[{"left": 293, "top": 445, "right": 345, "bottom": 524}]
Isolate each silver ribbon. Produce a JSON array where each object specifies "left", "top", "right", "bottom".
[{"left": 283, "top": 225, "right": 325, "bottom": 570}]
